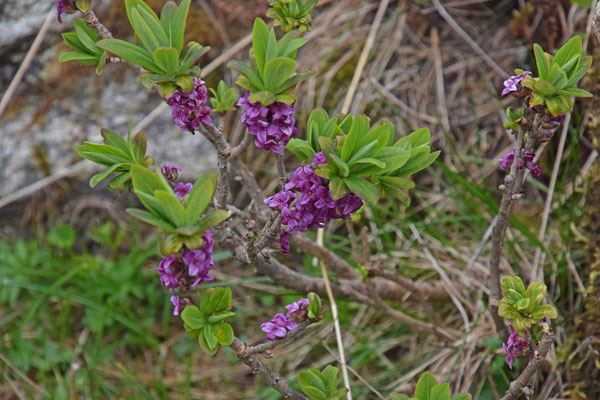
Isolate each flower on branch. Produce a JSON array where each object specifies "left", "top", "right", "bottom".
[
  {"left": 237, "top": 92, "right": 298, "bottom": 154},
  {"left": 167, "top": 78, "right": 212, "bottom": 132},
  {"left": 182, "top": 230, "right": 215, "bottom": 288},
  {"left": 265, "top": 153, "right": 362, "bottom": 252},
  {"left": 174, "top": 182, "right": 193, "bottom": 201},
  {"left": 56, "top": 0, "right": 76, "bottom": 23},
  {"left": 157, "top": 254, "right": 184, "bottom": 288},
  {"left": 502, "top": 325, "right": 529, "bottom": 369},
  {"left": 161, "top": 163, "right": 182, "bottom": 182},
  {"left": 501, "top": 71, "right": 532, "bottom": 97},
  {"left": 285, "top": 298, "right": 309, "bottom": 320},
  {"left": 171, "top": 295, "right": 182, "bottom": 316},
  {"left": 499, "top": 148, "right": 541, "bottom": 176},
  {"left": 261, "top": 313, "right": 298, "bottom": 340}
]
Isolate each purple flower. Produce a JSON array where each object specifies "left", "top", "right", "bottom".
[
  {"left": 174, "top": 182, "right": 193, "bottom": 201},
  {"left": 56, "top": 0, "right": 76, "bottom": 23},
  {"left": 171, "top": 295, "right": 182, "bottom": 316},
  {"left": 265, "top": 157, "right": 362, "bottom": 252},
  {"left": 157, "top": 255, "right": 184, "bottom": 288},
  {"left": 260, "top": 313, "right": 298, "bottom": 340},
  {"left": 501, "top": 71, "right": 532, "bottom": 97},
  {"left": 499, "top": 148, "right": 541, "bottom": 176},
  {"left": 548, "top": 113, "right": 565, "bottom": 123},
  {"left": 285, "top": 298, "right": 309, "bottom": 320},
  {"left": 237, "top": 92, "right": 298, "bottom": 153},
  {"left": 503, "top": 325, "right": 529, "bottom": 369},
  {"left": 167, "top": 78, "right": 212, "bottom": 132},
  {"left": 313, "top": 152, "right": 327, "bottom": 166},
  {"left": 182, "top": 230, "right": 215, "bottom": 287},
  {"left": 499, "top": 149, "right": 515, "bottom": 170},
  {"left": 161, "top": 163, "right": 182, "bottom": 182}
]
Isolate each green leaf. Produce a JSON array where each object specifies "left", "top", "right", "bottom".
[
  {"left": 565, "top": 55, "right": 592, "bottom": 87},
  {"left": 405, "top": 127, "right": 431, "bottom": 148},
  {"left": 179, "top": 41, "right": 210, "bottom": 72},
  {"left": 196, "top": 210, "right": 230, "bottom": 231},
  {"left": 329, "top": 177, "right": 349, "bottom": 200},
  {"left": 513, "top": 298, "right": 530, "bottom": 310},
  {"left": 379, "top": 176, "right": 415, "bottom": 189},
  {"left": 130, "top": 7, "right": 161, "bottom": 52},
  {"left": 264, "top": 57, "right": 297, "bottom": 92},
  {"left": 532, "top": 304, "right": 557, "bottom": 320},
  {"left": 545, "top": 95, "right": 571, "bottom": 116},
  {"left": 556, "top": 87, "right": 593, "bottom": 97},
  {"left": 76, "top": 0, "right": 91, "bottom": 12},
  {"left": 349, "top": 157, "right": 386, "bottom": 175},
  {"left": 553, "top": 36, "right": 582, "bottom": 67},
  {"left": 62, "top": 32, "right": 89, "bottom": 54},
  {"left": 300, "top": 385, "right": 327, "bottom": 400},
  {"left": 249, "top": 91, "right": 277, "bottom": 106},
  {"left": 501, "top": 275, "right": 526, "bottom": 297},
  {"left": 548, "top": 64, "right": 568, "bottom": 90},
  {"left": 265, "top": 26, "right": 278, "bottom": 67},
  {"left": 450, "top": 394, "right": 472, "bottom": 400},
  {"left": 184, "top": 170, "right": 217, "bottom": 221},
  {"left": 131, "top": 131, "right": 147, "bottom": 164},
  {"left": 172, "top": 0, "right": 190, "bottom": 54},
  {"left": 159, "top": 1, "right": 177, "bottom": 49},
  {"left": 155, "top": 190, "right": 186, "bottom": 227},
  {"left": 394, "top": 150, "right": 440, "bottom": 177},
  {"left": 322, "top": 366, "right": 339, "bottom": 397},
  {"left": 206, "top": 311, "right": 236, "bottom": 324},
  {"left": 137, "top": 6, "right": 169, "bottom": 47},
  {"left": 286, "top": 138, "right": 315, "bottom": 161},
  {"left": 343, "top": 176, "right": 379, "bottom": 204},
  {"left": 125, "top": 0, "right": 160, "bottom": 31},
  {"left": 329, "top": 153, "right": 350, "bottom": 177},
  {"left": 203, "top": 287, "right": 232, "bottom": 315},
  {"left": 77, "top": 142, "right": 130, "bottom": 161},
  {"left": 534, "top": 79, "right": 555, "bottom": 96},
  {"left": 153, "top": 47, "right": 179, "bottom": 76},
  {"left": 130, "top": 165, "right": 169, "bottom": 196},
  {"left": 228, "top": 61, "right": 264, "bottom": 91},
  {"left": 181, "top": 306, "right": 206, "bottom": 329},
  {"left": 89, "top": 163, "right": 129, "bottom": 188},
  {"left": 96, "top": 51, "right": 107, "bottom": 75},
  {"left": 73, "top": 18, "right": 101, "bottom": 52},
  {"left": 126, "top": 208, "right": 176, "bottom": 231},
  {"left": 534, "top": 44, "right": 548, "bottom": 80},
  {"left": 99, "top": 129, "right": 129, "bottom": 154},
  {"left": 390, "top": 395, "right": 411, "bottom": 400},
  {"left": 203, "top": 324, "right": 219, "bottom": 350},
  {"left": 430, "top": 384, "right": 450, "bottom": 400},
  {"left": 212, "top": 322, "right": 234, "bottom": 345},
  {"left": 197, "top": 329, "right": 219, "bottom": 355},
  {"left": 47, "top": 224, "right": 76, "bottom": 249},
  {"left": 58, "top": 51, "right": 99, "bottom": 64},
  {"left": 348, "top": 140, "right": 379, "bottom": 163},
  {"left": 498, "top": 298, "right": 521, "bottom": 320},
  {"left": 414, "top": 372, "right": 438, "bottom": 400},
  {"left": 375, "top": 147, "right": 411, "bottom": 174},
  {"left": 341, "top": 115, "right": 369, "bottom": 162},
  {"left": 252, "top": 18, "right": 269, "bottom": 75},
  {"left": 96, "top": 39, "right": 160, "bottom": 72}
]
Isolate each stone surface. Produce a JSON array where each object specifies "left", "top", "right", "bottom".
[{"left": 0, "top": 3, "right": 216, "bottom": 198}]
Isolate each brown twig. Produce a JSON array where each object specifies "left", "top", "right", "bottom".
[
  {"left": 230, "top": 338, "right": 309, "bottom": 400},
  {"left": 200, "top": 123, "right": 231, "bottom": 209},
  {"left": 501, "top": 327, "right": 554, "bottom": 400},
  {"left": 81, "top": 9, "right": 113, "bottom": 39}
]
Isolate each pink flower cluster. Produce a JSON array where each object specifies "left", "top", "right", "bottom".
[
  {"left": 157, "top": 230, "right": 215, "bottom": 315},
  {"left": 237, "top": 92, "right": 298, "bottom": 153},
  {"left": 167, "top": 78, "right": 212, "bottom": 132},
  {"left": 260, "top": 298, "right": 309, "bottom": 340},
  {"left": 499, "top": 148, "right": 541, "bottom": 176},
  {"left": 501, "top": 71, "right": 531, "bottom": 97},
  {"left": 503, "top": 325, "right": 529, "bottom": 369},
  {"left": 265, "top": 153, "right": 363, "bottom": 252}
]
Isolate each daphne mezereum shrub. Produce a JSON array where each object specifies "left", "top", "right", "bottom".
[{"left": 58, "top": 0, "right": 592, "bottom": 399}]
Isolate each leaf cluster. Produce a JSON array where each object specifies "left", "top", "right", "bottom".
[
  {"left": 209, "top": 80, "right": 238, "bottom": 113},
  {"left": 180, "top": 287, "right": 235, "bottom": 355},
  {"left": 93, "top": 0, "right": 209, "bottom": 98},
  {"left": 307, "top": 292, "right": 322, "bottom": 319},
  {"left": 391, "top": 372, "right": 471, "bottom": 400},
  {"left": 228, "top": 18, "right": 311, "bottom": 106},
  {"left": 502, "top": 107, "right": 525, "bottom": 132},
  {"left": 59, "top": 18, "right": 108, "bottom": 75},
  {"left": 498, "top": 275, "right": 557, "bottom": 333},
  {"left": 127, "top": 166, "right": 229, "bottom": 255},
  {"left": 74, "top": 128, "right": 154, "bottom": 192},
  {"left": 267, "top": 0, "right": 319, "bottom": 33},
  {"left": 298, "top": 365, "right": 348, "bottom": 400},
  {"left": 522, "top": 36, "right": 593, "bottom": 115},
  {"left": 286, "top": 108, "right": 440, "bottom": 204}
]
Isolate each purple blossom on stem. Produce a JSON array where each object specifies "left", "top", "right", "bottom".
[
  {"left": 174, "top": 182, "right": 193, "bottom": 201},
  {"left": 56, "top": 0, "right": 76, "bottom": 23},
  {"left": 265, "top": 154, "right": 362, "bottom": 252},
  {"left": 167, "top": 78, "right": 212, "bottom": 132},
  {"left": 161, "top": 163, "right": 182, "bottom": 182},
  {"left": 171, "top": 295, "right": 182, "bottom": 316},
  {"left": 313, "top": 151, "right": 327, "bottom": 166},
  {"left": 157, "top": 255, "right": 184, "bottom": 288},
  {"left": 548, "top": 113, "right": 565, "bottom": 123},
  {"left": 499, "top": 148, "right": 541, "bottom": 176},
  {"left": 501, "top": 71, "right": 531, "bottom": 97},
  {"left": 285, "top": 298, "right": 309, "bottom": 320},
  {"left": 260, "top": 313, "right": 298, "bottom": 340},
  {"left": 182, "top": 230, "right": 215, "bottom": 287},
  {"left": 237, "top": 92, "right": 298, "bottom": 153},
  {"left": 503, "top": 325, "right": 529, "bottom": 369}
]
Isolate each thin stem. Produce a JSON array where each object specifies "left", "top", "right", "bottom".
[
  {"left": 230, "top": 338, "right": 309, "bottom": 400},
  {"left": 276, "top": 152, "right": 287, "bottom": 190}
]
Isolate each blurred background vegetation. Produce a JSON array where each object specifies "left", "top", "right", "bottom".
[{"left": 1, "top": 0, "right": 600, "bottom": 398}]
